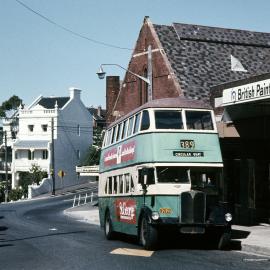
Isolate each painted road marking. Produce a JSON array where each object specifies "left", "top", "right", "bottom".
[
  {"left": 235, "top": 250, "right": 270, "bottom": 258},
  {"left": 243, "top": 258, "right": 269, "bottom": 262},
  {"left": 110, "top": 248, "right": 154, "bottom": 257}
]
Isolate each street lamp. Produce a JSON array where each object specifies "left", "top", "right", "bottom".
[{"left": 97, "top": 45, "right": 153, "bottom": 101}]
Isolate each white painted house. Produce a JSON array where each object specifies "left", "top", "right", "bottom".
[{"left": 11, "top": 88, "right": 92, "bottom": 194}]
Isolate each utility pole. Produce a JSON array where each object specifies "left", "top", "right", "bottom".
[
  {"left": 4, "top": 131, "right": 8, "bottom": 202},
  {"left": 147, "top": 45, "right": 153, "bottom": 101},
  {"left": 51, "top": 118, "right": 55, "bottom": 195}
]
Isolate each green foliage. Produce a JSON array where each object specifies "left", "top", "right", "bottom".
[
  {"left": 16, "top": 165, "right": 47, "bottom": 199},
  {"left": 81, "top": 127, "right": 104, "bottom": 166},
  {"left": 29, "top": 164, "right": 48, "bottom": 185},
  {"left": 82, "top": 145, "right": 101, "bottom": 166},
  {"left": 0, "top": 181, "right": 6, "bottom": 202},
  {"left": 18, "top": 172, "right": 33, "bottom": 197},
  {"left": 8, "top": 188, "right": 24, "bottom": 201},
  {"left": 0, "top": 95, "right": 22, "bottom": 117},
  {"left": 93, "top": 126, "right": 104, "bottom": 147}
]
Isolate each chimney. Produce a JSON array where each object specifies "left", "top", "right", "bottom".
[
  {"left": 97, "top": 105, "right": 102, "bottom": 117},
  {"left": 106, "top": 76, "right": 120, "bottom": 125},
  {"left": 69, "top": 87, "right": 82, "bottom": 100}
]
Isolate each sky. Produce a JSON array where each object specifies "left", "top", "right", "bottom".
[{"left": 1, "top": 0, "right": 270, "bottom": 109}]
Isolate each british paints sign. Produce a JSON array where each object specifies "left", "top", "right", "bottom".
[
  {"left": 104, "top": 141, "right": 136, "bottom": 167},
  {"left": 222, "top": 78, "right": 270, "bottom": 106},
  {"left": 115, "top": 199, "right": 136, "bottom": 224}
]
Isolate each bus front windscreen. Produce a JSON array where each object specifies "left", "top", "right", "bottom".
[
  {"left": 156, "top": 166, "right": 190, "bottom": 183},
  {"left": 189, "top": 167, "right": 221, "bottom": 192}
]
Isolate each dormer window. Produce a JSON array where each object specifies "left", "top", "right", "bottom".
[
  {"left": 28, "top": 125, "right": 34, "bottom": 132},
  {"left": 42, "top": 124, "right": 48, "bottom": 132}
]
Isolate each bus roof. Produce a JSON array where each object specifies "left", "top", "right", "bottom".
[{"left": 108, "top": 97, "right": 211, "bottom": 128}]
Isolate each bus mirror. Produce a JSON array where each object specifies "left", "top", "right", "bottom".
[
  {"left": 141, "top": 168, "right": 149, "bottom": 185},
  {"left": 143, "top": 174, "right": 148, "bottom": 186}
]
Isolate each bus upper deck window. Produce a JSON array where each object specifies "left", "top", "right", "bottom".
[
  {"left": 116, "top": 123, "right": 123, "bottom": 142},
  {"left": 122, "top": 120, "right": 128, "bottom": 139},
  {"left": 140, "top": 110, "right": 150, "bottom": 131},
  {"left": 111, "top": 126, "right": 117, "bottom": 144},
  {"left": 186, "top": 111, "right": 214, "bottom": 130},
  {"left": 155, "top": 110, "right": 183, "bottom": 129},
  {"left": 106, "top": 129, "right": 112, "bottom": 146},
  {"left": 133, "top": 113, "right": 141, "bottom": 134},
  {"left": 127, "top": 116, "right": 134, "bottom": 137}
]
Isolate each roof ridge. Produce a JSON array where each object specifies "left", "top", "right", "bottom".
[{"left": 172, "top": 22, "right": 270, "bottom": 35}]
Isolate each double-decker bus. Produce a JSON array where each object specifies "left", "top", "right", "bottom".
[{"left": 98, "top": 97, "right": 232, "bottom": 250}]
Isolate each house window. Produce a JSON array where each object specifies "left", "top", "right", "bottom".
[
  {"left": 42, "top": 125, "right": 48, "bottom": 132},
  {"left": 42, "top": 150, "right": 48, "bottom": 160},
  {"left": 28, "top": 125, "right": 34, "bottom": 132},
  {"left": 77, "top": 125, "right": 80, "bottom": 136},
  {"left": 77, "top": 150, "right": 80, "bottom": 159},
  {"left": 28, "top": 150, "right": 34, "bottom": 160}
]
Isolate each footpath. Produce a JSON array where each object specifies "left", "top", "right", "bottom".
[{"left": 65, "top": 203, "right": 270, "bottom": 256}]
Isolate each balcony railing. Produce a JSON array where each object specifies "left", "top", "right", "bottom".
[{"left": 0, "top": 162, "right": 12, "bottom": 171}]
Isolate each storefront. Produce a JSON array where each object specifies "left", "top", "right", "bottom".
[{"left": 212, "top": 73, "right": 270, "bottom": 225}]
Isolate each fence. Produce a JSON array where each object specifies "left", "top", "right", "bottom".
[{"left": 72, "top": 192, "right": 98, "bottom": 207}]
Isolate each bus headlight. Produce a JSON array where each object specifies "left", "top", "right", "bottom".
[
  {"left": 151, "top": 211, "right": 160, "bottom": 220},
  {"left": 225, "top": 213, "right": 232, "bottom": 222}
]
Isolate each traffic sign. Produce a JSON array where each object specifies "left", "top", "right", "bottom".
[{"left": 58, "top": 170, "right": 65, "bottom": 178}]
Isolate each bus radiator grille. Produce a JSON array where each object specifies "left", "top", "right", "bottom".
[{"left": 180, "top": 191, "right": 206, "bottom": 224}]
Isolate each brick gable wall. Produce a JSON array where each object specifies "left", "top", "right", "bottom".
[{"left": 106, "top": 18, "right": 180, "bottom": 124}]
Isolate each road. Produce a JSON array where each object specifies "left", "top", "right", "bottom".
[{"left": 0, "top": 189, "right": 269, "bottom": 270}]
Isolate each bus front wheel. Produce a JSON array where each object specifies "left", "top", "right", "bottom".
[
  {"left": 139, "top": 215, "right": 158, "bottom": 250},
  {"left": 104, "top": 211, "right": 115, "bottom": 240}
]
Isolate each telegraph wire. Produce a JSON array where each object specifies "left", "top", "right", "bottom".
[{"left": 14, "top": 0, "right": 133, "bottom": 51}]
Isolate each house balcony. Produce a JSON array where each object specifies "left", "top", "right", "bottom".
[
  {"left": 19, "top": 108, "right": 58, "bottom": 118},
  {"left": 13, "top": 159, "right": 50, "bottom": 172}
]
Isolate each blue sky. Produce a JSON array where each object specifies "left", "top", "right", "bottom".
[{"left": 1, "top": 0, "right": 270, "bottom": 108}]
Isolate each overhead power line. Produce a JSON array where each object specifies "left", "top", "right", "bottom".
[{"left": 15, "top": 0, "right": 133, "bottom": 51}]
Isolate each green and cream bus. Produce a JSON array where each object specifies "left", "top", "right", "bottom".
[{"left": 98, "top": 97, "right": 232, "bottom": 250}]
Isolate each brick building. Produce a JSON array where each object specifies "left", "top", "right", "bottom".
[
  {"left": 106, "top": 17, "right": 270, "bottom": 225},
  {"left": 106, "top": 16, "right": 270, "bottom": 123}
]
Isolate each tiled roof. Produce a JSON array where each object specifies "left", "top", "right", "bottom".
[
  {"left": 88, "top": 107, "right": 106, "bottom": 121},
  {"left": 153, "top": 23, "right": 270, "bottom": 103},
  {"left": 38, "top": 97, "right": 70, "bottom": 109}
]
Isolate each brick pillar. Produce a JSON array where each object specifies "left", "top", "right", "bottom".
[{"left": 106, "top": 76, "right": 120, "bottom": 125}]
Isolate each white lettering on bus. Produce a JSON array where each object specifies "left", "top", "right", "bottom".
[{"left": 119, "top": 202, "right": 135, "bottom": 220}]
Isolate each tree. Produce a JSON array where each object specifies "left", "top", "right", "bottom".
[
  {"left": 18, "top": 172, "right": 33, "bottom": 198},
  {"left": 0, "top": 95, "right": 22, "bottom": 117},
  {"left": 81, "top": 127, "right": 104, "bottom": 166},
  {"left": 29, "top": 164, "right": 48, "bottom": 185}
]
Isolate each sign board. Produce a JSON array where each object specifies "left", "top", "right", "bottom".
[{"left": 222, "top": 78, "right": 270, "bottom": 106}]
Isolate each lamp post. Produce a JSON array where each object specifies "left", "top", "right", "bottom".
[{"left": 97, "top": 45, "right": 153, "bottom": 101}]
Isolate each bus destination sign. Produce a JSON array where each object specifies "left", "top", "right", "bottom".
[{"left": 173, "top": 151, "right": 204, "bottom": 157}]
